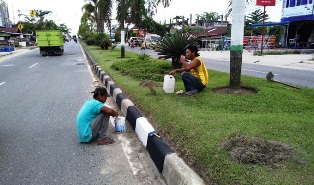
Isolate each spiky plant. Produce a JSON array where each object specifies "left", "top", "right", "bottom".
[{"left": 155, "top": 32, "right": 198, "bottom": 69}]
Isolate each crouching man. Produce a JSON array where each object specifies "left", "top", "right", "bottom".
[{"left": 76, "top": 87, "right": 118, "bottom": 145}]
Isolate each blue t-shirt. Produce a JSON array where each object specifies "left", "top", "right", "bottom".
[{"left": 76, "top": 98, "right": 104, "bottom": 142}]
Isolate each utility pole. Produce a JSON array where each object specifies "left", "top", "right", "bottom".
[{"left": 120, "top": 0, "right": 125, "bottom": 58}]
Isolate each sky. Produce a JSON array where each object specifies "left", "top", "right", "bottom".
[
  {"left": 5, "top": 0, "right": 283, "bottom": 34},
  {"left": 154, "top": 0, "right": 282, "bottom": 23}
]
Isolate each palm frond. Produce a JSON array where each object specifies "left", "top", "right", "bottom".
[{"left": 156, "top": 32, "right": 198, "bottom": 59}]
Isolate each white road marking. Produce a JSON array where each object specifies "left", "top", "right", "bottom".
[
  {"left": 0, "top": 82, "right": 6, "bottom": 86},
  {"left": 243, "top": 68, "right": 279, "bottom": 75},
  {"left": 29, "top": 63, "right": 38, "bottom": 68},
  {"left": 109, "top": 117, "right": 142, "bottom": 176},
  {"left": 2, "top": 64, "right": 15, "bottom": 66}
]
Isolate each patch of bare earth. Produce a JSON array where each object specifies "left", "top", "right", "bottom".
[
  {"left": 221, "top": 134, "right": 303, "bottom": 168},
  {"left": 213, "top": 86, "right": 257, "bottom": 95}
]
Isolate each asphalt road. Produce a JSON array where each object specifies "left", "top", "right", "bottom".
[
  {"left": 125, "top": 46, "right": 314, "bottom": 89},
  {"left": 0, "top": 42, "right": 166, "bottom": 184}
]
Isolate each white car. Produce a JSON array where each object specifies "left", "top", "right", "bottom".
[{"left": 128, "top": 37, "right": 140, "bottom": 46}]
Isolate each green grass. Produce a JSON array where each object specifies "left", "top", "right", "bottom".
[{"left": 83, "top": 44, "right": 314, "bottom": 185}]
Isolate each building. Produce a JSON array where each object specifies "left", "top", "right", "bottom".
[
  {"left": 281, "top": 0, "right": 314, "bottom": 48},
  {"left": 0, "top": 0, "right": 11, "bottom": 28}
]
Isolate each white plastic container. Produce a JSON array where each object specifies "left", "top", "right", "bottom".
[
  {"left": 114, "top": 116, "right": 126, "bottom": 132},
  {"left": 163, "top": 75, "right": 175, "bottom": 93}
]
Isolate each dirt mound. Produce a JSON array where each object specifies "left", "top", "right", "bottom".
[
  {"left": 213, "top": 86, "right": 257, "bottom": 95},
  {"left": 221, "top": 134, "right": 301, "bottom": 168}
]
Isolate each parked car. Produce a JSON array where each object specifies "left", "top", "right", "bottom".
[
  {"left": 128, "top": 37, "right": 140, "bottom": 46},
  {"left": 144, "top": 34, "right": 161, "bottom": 49}
]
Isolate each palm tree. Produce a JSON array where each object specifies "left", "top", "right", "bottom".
[
  {"left": 156, "top": 32, "right": 198, "bottom": 69},
  {"left": 82, "top": 1, "right": 99, "bottom": 32},
  {"left": 81, "top": 4, "right": 97, "bottom": 32},
  {"left": 245, "top": 9, "right": 269, "bottom": 35},
  {"left": 229, "top": 0, "right": 247, "bottom": 89},
  {"left": 116, "top": 0, "right": 171, "bottom": 28},
  {"left": 157, "top": 0, "right": 171, "bottom": 7},
  {"left": 82, "top": 0, "right": 111, "bottom": 33},
  {"left": 225, "top": 0, "right": 253, "bottom": 19},
  {"left": 98, "top": 0, "right": 113, "bottom": 32}
]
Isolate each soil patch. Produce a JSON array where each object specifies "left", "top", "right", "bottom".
[
  {"left": 221, "top": 134, "right": 302, "bottom": 168},
  {"left": 213, "top": 86, "right": 258, "bottom": 95}
]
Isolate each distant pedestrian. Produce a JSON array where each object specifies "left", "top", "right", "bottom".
[
  {"left": 76, "top": 87, "right": 118, "bottom": 145},
  {"left": 169, "top": 45, "right": 208, "bottom": 96},
  {"left": 141, "top": 40, "right": 146, "bottom": 50}
]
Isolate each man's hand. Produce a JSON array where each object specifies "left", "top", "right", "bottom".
[
  {"left": 113, "top": 110, "right": 119, "bottom": 117},
  {"left": 101, "top": 106, "right": 119, "bottom": 117},
  {"left": 169, "top": 69, "right": 176, "bottom": 75},
  {"left": 180, "top": 57, "right": 186, "bottom": 63}
]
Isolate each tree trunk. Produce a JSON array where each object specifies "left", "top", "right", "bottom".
[
  {"left": 229, "top": 0, "right": 245, "bottom": 89},
  {"left": 171, "top": 57, "right": 182, "bottom": 69},
  {"left": 230, "top": 50, "right": 242, "bottom": 89}
]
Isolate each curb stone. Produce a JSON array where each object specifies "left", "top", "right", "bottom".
[{"left": 82, "top": 47, "right": 205, "bottom": 185}]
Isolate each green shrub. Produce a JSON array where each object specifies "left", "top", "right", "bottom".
[
  {"left": 137, "top": 53, "right": 150, "bottom": 61},
  {"left": 99, "top": 39, "right": 110, "bottom": 50},
  {"left": 86, "top": 38, "right": 97, "bottom": 45},
  {"left": 111, "top": 58, "right": 172, "bottom": 82},
  {"left": 156, "top": 32, "right": 198, "bottom": 69},
  {"left": 110, "top": 44, "right": 116, "bottom": 52}
]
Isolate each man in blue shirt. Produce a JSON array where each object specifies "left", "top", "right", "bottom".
[{"left": 76, "top": 87, "right": 118, "bottom": 145}]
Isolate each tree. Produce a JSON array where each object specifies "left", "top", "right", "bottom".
[
  {"left": 227, "top": 0, "right": 246, "bottom": 89},
  {"left": 198, "top": 12, "right": 221, "bottom": 26},
  {"left": 227, "top": 0, "right": 251, "bottom": 89},
  {"left": 244, "top": 9, "right": 269, "bottom": 35},
  {"left": 226, "top": 0, "right": 252, "bottom": 19},
  {"left": 156, "top": 32, "right": 198, "bottom": 69},
  {"left": 82, "top": 0, "right": 108, "bottom": 33},
  {"left": 98, "top": 0, "right": 113, "bottom": 31},
  {"left": 128, "top": 0, "right": 145, "bottom": 27},
  {"left": 21, "top": 10, "right": 70, "bottom": 35},
  {"left": 81, "top": 2, "right": 97, "bottom": 32}
]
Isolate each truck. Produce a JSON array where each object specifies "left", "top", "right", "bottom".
[{"left": 36, "top": 30, "right": 64, "bottom": 56}]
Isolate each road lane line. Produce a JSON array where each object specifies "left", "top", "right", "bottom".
[
  {"left": 2, "top": 64, "right": 15, "bottom": 66},
  {"left": 109, "top": 117, "right": 142, "bottom": 175},
  {"left": 29, "top": 63, "right": 38, "bottom": 68},
  {"left": 243, "top": 68, "right": 279, "bottom": 75},
  {"left": 0, "top": 82, "right": 6, "bottom": 86}
]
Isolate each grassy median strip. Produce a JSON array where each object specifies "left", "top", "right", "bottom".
[{"left": 84, "top": 44, "right": 314, "bottom": 185}]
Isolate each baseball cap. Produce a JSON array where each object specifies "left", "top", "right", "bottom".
[{"left": 91, "top": 87, "right": 110, "bottom": 97}]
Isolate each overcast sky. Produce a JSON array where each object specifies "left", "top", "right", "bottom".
[{"left": 5, "top": 0, "right": 282, "bottom": 34}]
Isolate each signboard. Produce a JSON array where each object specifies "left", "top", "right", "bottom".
[
  {"left": 18, "top": 24, "right": 23, "bottom": 30},
  {"left": 139, "top": 30, "right": 144, "bottom": 36},
  {"left": 132, "top": 29, "right": 138, "bottom": 33},
  {"left": 256, "top": 0, "right": 276, "bottom": 6},
  {"left": 30, "top": 10, "right": 36, "bottom": 17}
]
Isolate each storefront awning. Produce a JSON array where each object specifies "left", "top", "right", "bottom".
[
  {"left": 250, "top": 21, "right": 290, "bottom": 27},
  {"left": 0, "top": 32, "right": 10, "bottom": 36}
]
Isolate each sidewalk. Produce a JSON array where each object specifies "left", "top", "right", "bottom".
[
  {"left": 199, "top": 50, "right": 314, "bottom": 71},
  {"left": 0, "top": 48, "right": 35, "bottom": 61}
]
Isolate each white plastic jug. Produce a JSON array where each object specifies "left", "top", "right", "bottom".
[{"left": 163, "top": 75, "right": 175, "bottom": 93}]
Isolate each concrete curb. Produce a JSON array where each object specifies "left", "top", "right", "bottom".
[{"left": 82, "top": 47, "right": 205, "bottom": 185}]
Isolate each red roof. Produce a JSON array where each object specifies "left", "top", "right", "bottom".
[
  {"left": 0, "top": 27, "right": 19, "bottom": 33},
  {"left": 205, "top": 27, "right": 227, "bottom": 36},
  {"left": 193, "top": 26, "right": 228, "bottom": 38}
]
